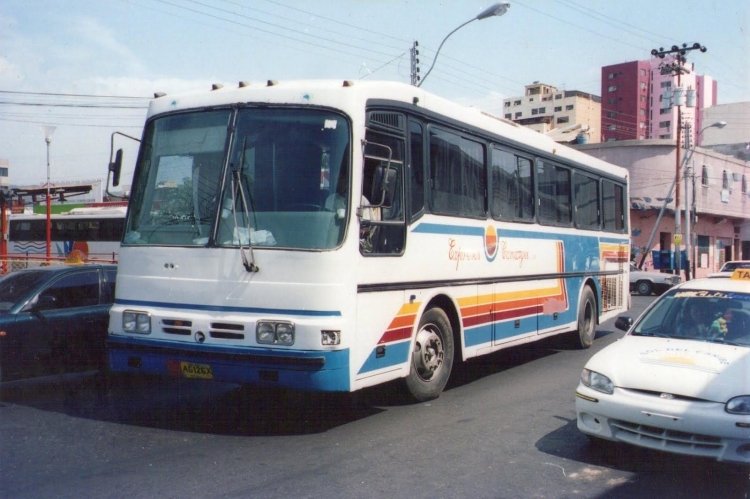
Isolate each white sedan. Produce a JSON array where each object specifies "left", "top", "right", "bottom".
[{"left": 575, "top": 270, "right": 750, "bottom": 464}]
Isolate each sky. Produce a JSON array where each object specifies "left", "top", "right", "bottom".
[{"left": 0, "top": 0, "right": 748, "bottom": 188}]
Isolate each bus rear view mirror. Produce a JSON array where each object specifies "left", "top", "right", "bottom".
[
  {"left": 371, "top": 165, "right": 397, "bottom": 208},
  {"left": 109, "top": 149, "right": 123, "bottom": 187}
]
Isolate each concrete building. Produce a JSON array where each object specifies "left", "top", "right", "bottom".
[
  {"left": 0, "top": 159, "right": 8, "bottom": 189},
  {"left": 702, "top": 102, "right": 750, "bottom": 160},
  {"left": 502, "top": 82, "right": 601, "bottom": 144},
  {"left": 576, "top": 140, "right": 749, "bottom": 278},
  {"left": 601, "top": 56, "right": 717, "bottom": 145}
]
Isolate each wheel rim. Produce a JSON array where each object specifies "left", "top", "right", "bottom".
[{"left": 412, "top": 324, "right": 444, "bottom": 382}]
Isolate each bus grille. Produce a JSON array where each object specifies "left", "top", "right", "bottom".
[
  {"left": 601, "top": 275, "right": 624, "bottom": 312},
  {"left": 162, "top": 319, "right": 192, "bottom": 336},
  {"left": 210, "top": 322, "right": 245, "bottom": 340}
]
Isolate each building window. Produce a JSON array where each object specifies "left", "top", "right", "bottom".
[
  {"left": 514, "top": 100, "right": 521, "bottom": 106},
  {"left": 514, "top": 112, "right": 522, "bottom": 119},
  {"left": 504, "top": 102, "right": 510, "bottom": 108},
  {"left": 722, "top": 170, "right": 729, "bottom": 190},
  {"left": 608, "top": 124, "right": 617, "bottom": 131},
  {"left": 701, "top": 165, "right": 709, "bottom": 187},
  {"left": 531, "top": 108, "right": 538, "bottom": 115},
  {"left": 504, "top": 113, "right": 512, "bottom": 119},
  {"left": 555, "top": 94, "right": 562, "bottom": 99},
  {"left": 742, "top": 174, "right": 747, "bottom": 194},
  {"left": 557, "top": 116, "right": 569, "bottom": 124},
  {"left": 539, "top": 107, "right": 546, "bottom": 114},
  {"left": 608, "top": 85, "right": 617, "bottom": 92},
  {"left": 659, "top": 120, "right": 671, "bottom": 128},
  {"left": 565, "top": 104, "right": 574, "bottom": 111},
  {"left": 554, "top": 106, "right": 562, "bottom": 112},
  {"left": 697, "top": 235, "right": 710, "bottom": 268}
]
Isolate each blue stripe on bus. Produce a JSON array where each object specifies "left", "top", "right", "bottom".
[
  {"left": 412, "top": 223, "right": 485, "bottom": 236},
  {"left": 114, "top": 298, "right": 342, "bottom": 317},
  {"left": 357, "top": 340, "right": 411, "bottom": 374}
]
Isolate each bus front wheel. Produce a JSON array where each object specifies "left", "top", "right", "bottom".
[{"left": 405, "top": 308, "right": 454, "bottom": 402}]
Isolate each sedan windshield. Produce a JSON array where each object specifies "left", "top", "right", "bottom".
[
  {"left": 632, "top": 289, "right": 750, "bottom": 346},
  {"left": 0, "top": 271, "right": 48, "bottom": 312}
]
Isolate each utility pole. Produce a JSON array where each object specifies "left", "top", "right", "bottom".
[
  {"left": 410, "top": 41, "right": 420, "bottom": 86},
  {"left": 683, "top": 123, "right": 693, "bottom": 281},
  {"left": 650, "top": 42, "right": 706, "bottom": 280}
]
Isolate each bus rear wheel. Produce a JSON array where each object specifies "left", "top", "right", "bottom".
[
  {"left": 575, "top": 286, "right": 597, "bottom": 349},
  {"left": 405, "top": 308, "right": 454, "bottom": 402}
]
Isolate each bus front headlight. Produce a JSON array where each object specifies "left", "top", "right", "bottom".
[
  {"left": 256, "top": 321, "right": 295, "bottom": 346},
  {"left": 123, "top": 310, "right": 151, "bottom": 334}
]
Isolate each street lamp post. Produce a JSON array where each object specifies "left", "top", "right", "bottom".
[
  {"left": 417, "top": 2, "right": 510, "bottom": 87},
  {"left": 684, "top": 120, "right": 726, "bottom": 280},
  {"left": 42, "top": 125, "right": 56, "bottom": 262}
]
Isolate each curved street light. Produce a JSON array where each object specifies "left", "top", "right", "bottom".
[
  {"left": 42, "top": 125, "right": 56, "bottom": 261},
  {"left": 683, "top": 120, "right": 727, "bottom": 280},
  {"left": 418, "top": 2, "right": 510, "bottom": 87}
]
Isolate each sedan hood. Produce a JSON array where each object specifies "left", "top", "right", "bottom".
[{"left": 585, "top": 336, "right": 750, "bottom": 402}]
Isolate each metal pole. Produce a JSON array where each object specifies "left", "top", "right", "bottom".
[
  {"left": 684, "top": 161, "right": 692, "bottom": 281},
  {"left": 45, "top": 136, "right": 51, "bottom": 262}
]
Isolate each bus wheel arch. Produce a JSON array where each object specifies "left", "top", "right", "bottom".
[
  {"left": 404, "top": 295, "right": 458, "bottom": 402},
  {"left": 574, "top": 281, "right": 599, "bottom": 349}
]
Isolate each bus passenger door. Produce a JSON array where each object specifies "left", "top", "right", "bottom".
[{"left": 492, "top": 282, "right": 539, "bottom": 345}]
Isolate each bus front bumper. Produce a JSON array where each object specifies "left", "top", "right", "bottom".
[{"left": 107, "top": 336, "right": 350, "bottom": 392}]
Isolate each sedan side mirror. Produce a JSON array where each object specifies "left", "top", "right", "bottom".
[{"left": 614, "top": 316, "right": 633, "bottom": 332}]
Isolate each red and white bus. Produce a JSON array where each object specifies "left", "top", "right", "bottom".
[{"left": 7, "top": 205, "right": 125, "bottom": 269}]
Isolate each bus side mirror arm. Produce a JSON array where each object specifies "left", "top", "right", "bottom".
[{"left": 106, "top": 131, "right": 140, "bottom": 198}]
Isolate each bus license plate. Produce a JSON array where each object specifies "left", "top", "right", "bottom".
[{"left": 180, "top": 361, "right": 213, "bottom": 379}]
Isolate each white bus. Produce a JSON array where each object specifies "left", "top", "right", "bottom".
[
  {"left": 7, "top": 206, "right": 125, "bottom": 268},
  {"left": 107, "top": 80, "right": 629, "bottom": 401}
]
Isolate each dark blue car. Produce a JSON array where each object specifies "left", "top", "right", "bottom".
[{"left": 0, "top": 264, "right": 116, "bottom": 382}]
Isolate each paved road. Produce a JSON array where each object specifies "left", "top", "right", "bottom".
[{"left": 1, "top": 295, "right": 748, "bottom": 498}]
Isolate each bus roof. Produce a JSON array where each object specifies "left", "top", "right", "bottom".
[{"left": 147, "top": 80, "right": 628, "bottom": 181}]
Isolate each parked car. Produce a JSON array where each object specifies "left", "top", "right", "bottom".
[
  {"left": 0, "top": 264, "right": 117, "bottom": 382},
  {"left": 575, "top": 270, "right": 750, "bottom": 464},
  {"left": 629, "top": 263, "right": 681, "bottom": 295},
  {"left": 720, "top": 260, "right": 750, "bottom": 272}
]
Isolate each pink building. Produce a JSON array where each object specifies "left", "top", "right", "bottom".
[
  {"left": 576, "top": 140, "right": 749, "bottom": 278},
  {"left": 601, "top": 57, "right": 717, "bottom": 146}
]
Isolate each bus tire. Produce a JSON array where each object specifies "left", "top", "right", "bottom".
[
  {"left": 404, "top": 307, "right": 454, "bottom": 402},
  {"left": 575, "top": 286, "right": 597, "bottom": 349}
]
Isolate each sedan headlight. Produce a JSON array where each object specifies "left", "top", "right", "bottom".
[
  {"left": 726, "top": 396, "right": 750, "bottom": 415},
  {"left": 122, "top": 310, "right": 151, "bottom": 334},
  {"left": 580, "top": 368, "right": 614, "bottom": 394}
]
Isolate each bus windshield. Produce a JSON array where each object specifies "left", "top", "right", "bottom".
[{"left": 124, "top": 107, "right": 351, "bottom": 250}]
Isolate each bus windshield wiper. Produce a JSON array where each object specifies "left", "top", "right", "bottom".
[{"left": 231, "top": 139, "right": 259, "bottom": 273}]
